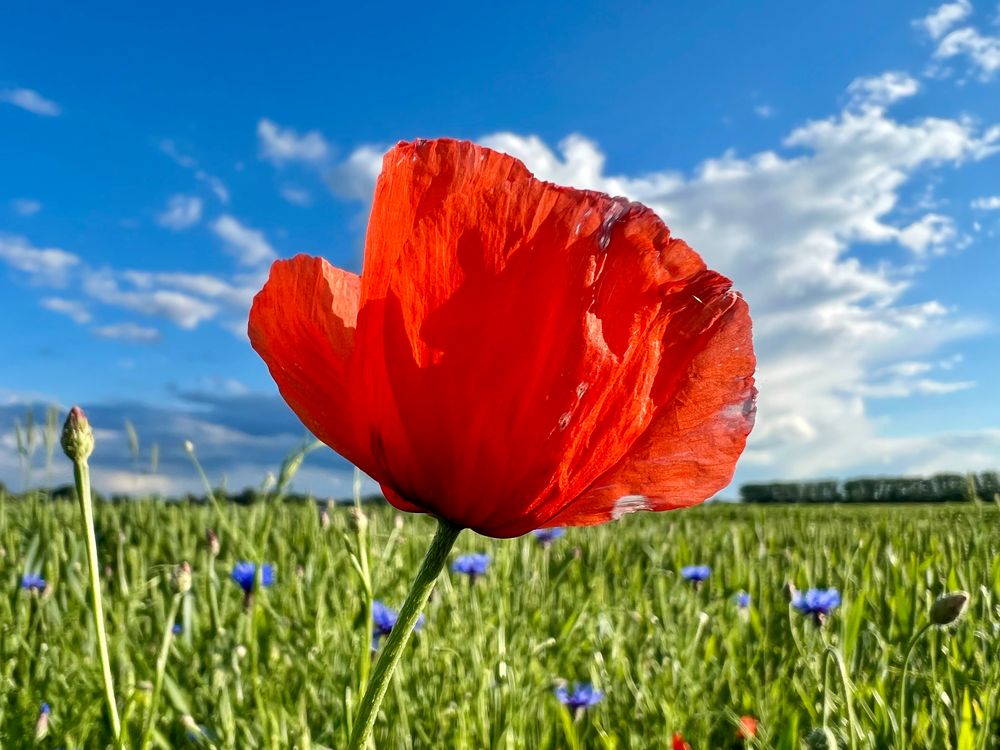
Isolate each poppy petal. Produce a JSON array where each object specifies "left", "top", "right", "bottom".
[
  {"left": 353, "top": 138, "right": 750, "bottom": 536},
  {"left": 248, "top": 255, "right": 374, "bottom": 472},
  {"left": 545, "top": 292, "right": 756, "bottom": 527}
]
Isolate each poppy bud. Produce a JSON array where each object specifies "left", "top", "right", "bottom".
[
  {"left": 206, "top": 528, "right": 220, "bottom": 556},
  {"left": 929, "top": 591, "right": 969, "bottom": 626},
  {"left": 183, "top": 440, "right": 195, "bottom": 455},
  {"left": 783, "top": 581, "right": 798, "bottom": 602},
  {"left": 61, "top": 406, "right": 94, "bottom": 462},
  {"left": 172, "top": 561, "right": 192, "bottom": 595}
]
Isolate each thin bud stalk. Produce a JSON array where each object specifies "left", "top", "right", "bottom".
[{"left": 64, "top": 408, "right": 122, "bottom": 744}]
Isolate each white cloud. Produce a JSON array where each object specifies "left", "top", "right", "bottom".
[
  {"left": 82, "top": 269, "right": 218, "bottom": 329},
  {"left": 861, "top": 359, "right": 976, "bottom": 403},
  {"left": 971, "top": 195, "right": 1000, "bottom": 209},
  {"left": 89, "top": 469, "right": 177, "bottom": 496},
  {"left": 3, "top": 231, "right": 259, "bottom": 333},
  {"left": 915, "top": 0, "right": 972, "bottom": 39},
  {"left": 897, "top": 213, "right": 957, "bottom": 255},
  {"left": 257, "top": 118, "right": 330, "bottom": 165},
  {"left": 935, "top": 26, "right": 1000, "bottom": 78},
  {"left": 754, "top": 104, "right": 775, "bottom": 118},
  {"left": 121, "top": 269, "right": 259, "bottom": 309},
  {"left": 327, "top": 144, "right": 387, "bottom": 200},
  {"left": 41, "top": 297, "right": 91, "bottom": 324},
  {"left": 0, "top": 88, "right": 61, "bottom": 116},
  {"left": 92, "top": 322, "right": 161, "bottom": 343},
  {"left": 0, "top": 235, "right": 79, "bottom": 285},
  {"left": 211, "top": 215, "right": 276, "bottom": 267},
  {"left": 156, "top": 194, "right": 203, "bottom": 230},
  {"left": 11, "top": 199, "right": 42, "bottom": 216},
  {"left": 881, "top": 360, "right": 934, "bottom": 377},
  {"left": 919, "top": 2, "right": 1000, "bottom": 80},
  {"left": 846, "top": 72, "right": 920, "bottom": 110},
  {"left": 857, "top": 377, "right": 975, "bottom": 397}
]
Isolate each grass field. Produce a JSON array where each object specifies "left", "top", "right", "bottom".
[{"left": 1, "top": 494, "right": 999, "bottom": 749}]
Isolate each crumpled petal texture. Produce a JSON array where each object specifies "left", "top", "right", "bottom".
[{"left": 249, "top": 138, "right": 756, "bottom": 538}]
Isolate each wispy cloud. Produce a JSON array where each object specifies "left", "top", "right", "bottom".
[
  {"left": 92, "top": 322, "right": 161, "bottom": 343},
  {"left": 82, "top": 269, "right": 219, "bottom": 329},
  {"left": 862, "top": 357, "right": 975, "bottom": 397},
  {"left": 280, "top": 185, "right": 312, "bottom": 206},
  {"left": 971, "top": 195, "right": 1000, "bottom": 209},
  {"left": 935, "top": 27, "right": 1000, "bottom": 78},
  {"left": 159, "top": 139, "right": 230, "bottom": 204},
  {"left": 0, "top": 87, "right": 61, "bottom": 116},
  {"left": 914, "top": 0, "right": 972, "bottom": 39},
  {"left": 41, "top": 297, "right": 91, "bottom": 324},
  {"left": 257, "top": 118, "right": 330, "bottom": 165},
  {"left": 0, "top": 235, "right": 79, "bottom": 285},
  {"left": 211, "top": 215, "right": 276, "bottom": 267},
  {"left": 156, "top": 194, "right": 203, "bottom": 230},
  {"left": 846, "top": 71, "right": 920, "bottom": 110},
  {"left": 4, "top": 232, "right": 262, "bottom": 335},
  {"left": 11, "top": 199, "right": 42, "bottom": 216}
]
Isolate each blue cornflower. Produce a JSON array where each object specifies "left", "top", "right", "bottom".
[
  {"left": 735, "top": 591, "right": 751, "bottom": 609},
  {"left": 452, "top": 553, "right": 490, "bottom": 582},
  {"left": 40, "top": 703, "right": 50, "bottom": 716},
  {"left": 681, "top": 565, "right": 711, "bottom": 583},
  {"left": 371, "top": 600, "right": 426, "bottom": 649},
  {"left": 172, "top": 623, "right": 183, "bottom": 635},
  {"left": 555, "top": 683, "right": 604, "bottom": 715},
  {"left": 21, "top": 573, "right": 46, "bottom": 592},
  {"left": 792, "top": 587, "right": 841, "bottom": 625},
  {"left": 230, "top": 562, "right": 275, "bottom": 594},
  {"left": 532, "top": 527, "right": 566, "bottom": 546}
]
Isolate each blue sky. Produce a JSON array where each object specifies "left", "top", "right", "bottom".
[{"left": 2, "top": 0, "right": 999, "bottom": 497}]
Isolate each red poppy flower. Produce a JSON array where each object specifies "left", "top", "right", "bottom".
[
  {"left": 249, "top": 138, "right": 755, "bottom": 538},
  {"left": 672, "top": 732, "right": 693, "bottom": 750}
]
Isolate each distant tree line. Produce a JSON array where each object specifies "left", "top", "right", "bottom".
[
  {"left": 3, "top": 473, "right": 998, "bottom": 506},
  {"left": 740, "top": 472, "right": 1000, "bottom": 504}
]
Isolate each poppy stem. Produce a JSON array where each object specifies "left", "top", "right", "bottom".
[{"left": 347, "top": 518, "right": 462, "bottom": 750}]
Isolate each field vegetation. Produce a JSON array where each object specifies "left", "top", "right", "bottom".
[{"left": 2, "top": 485, "right": 998, "bottom": 748}]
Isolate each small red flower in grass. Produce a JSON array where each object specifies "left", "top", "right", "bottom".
[
  {"left": 738, "top": 715, "right": 758, "bottom": 740},
  {"left": 672, "top": 732, "right": 692, "bottom": 750},
  {"left": 249, "top": 138, "right": 756, "bottom": 538}
]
